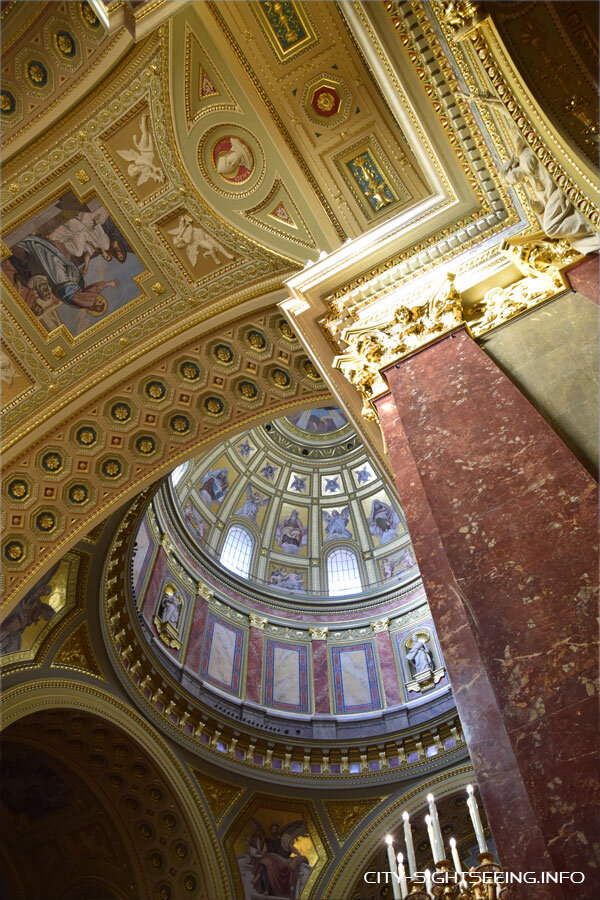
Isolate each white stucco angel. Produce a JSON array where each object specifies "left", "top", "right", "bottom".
[
  {"left": 117, "top": 114, "right": 165, "bottom": 187},
  {"left": 167, "top": 214, "right": 235, "bottom": 267},
  {"left": 464, "top": 91, "right": 598, "bottom": 254}
]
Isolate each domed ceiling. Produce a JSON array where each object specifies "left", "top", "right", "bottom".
[{"left": 169, "top": 407, "right": 418, "bottom": 599}]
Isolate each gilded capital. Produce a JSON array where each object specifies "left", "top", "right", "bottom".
[
  {"left": 371, "top": 617, "right": 390, "bottom": 634},
  {"left": 249, "top": 613, "right": 268, "bottom": 630},
  {"left": 308, "top": 626, "right": 329, "bottom": 640}
]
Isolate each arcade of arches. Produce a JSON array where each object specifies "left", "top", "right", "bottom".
[{"left": 1, "top": 3, "right": 598, "bottom": 900}]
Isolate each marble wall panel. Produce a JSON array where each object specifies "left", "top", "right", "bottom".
[
  {"left": 264, "top": 639, "right": 309, "bottom": 713},
  {"left": 131, "top": 514, "right": 154, "bottom": 597},
  {"left": 330, "top": 642, "right": 381, "bottom": 714},
  {"left": 480, "top": 291, "right": 598, "bottom": 477},
  {"left": 200, "top": 613, "right": 245, "bottom": 696}
]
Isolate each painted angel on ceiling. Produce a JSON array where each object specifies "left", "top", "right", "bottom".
[
  {"left": 322, "top": 507, "right": 352, "bottom": 540},
  {"left": 117, "top": 114, "right": 165, "bottom": 187}
]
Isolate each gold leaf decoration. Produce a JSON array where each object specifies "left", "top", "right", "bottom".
[
  {"left": 324, "top": 796, "right": 388, "bottom": 843},
  {"left": 192, "top": 769, "right": 244, "bottom": 823},
  {"left": 52, "top": 624, "right": 103, "bottom": 678}
]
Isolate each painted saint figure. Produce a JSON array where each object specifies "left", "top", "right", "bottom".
[
  {"left": 322, "top": 507, "right": 351, "bottom": 540},
  {"left": 199, "top": 468, "right": 229, "bottom": 506},
  {"left": 236, "top": 485, "right": 269, "bottom": 524},
  {"left": 275, "top": 510, "right": 308, "bottom": 555},
  {"left": 367, "top": 498, "right": 401, "bottom": 545}
]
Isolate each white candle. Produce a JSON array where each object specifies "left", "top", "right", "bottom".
[
  {"left": 397, "top": 852, "right": 408, "bottom": 899},
  {"left": 466, "top": 784, "right": 487, "bottom": 853},
  {"left": 425, "top": 815, "right": 438, "bottom": 865},
  {"left": 402, "top": 811, "right": 417, "bottom": 876},
  {"left": 449, "top": 836, "right": 463, "bottom": 878},
  {"left": 427, "top": 792, "right": 444, "bottom": 863},
  {"left": 385, "top": 835, "right": 401, "bottom": 900},
  {"left": 425, "top": 868, "right": 433, "bottom": 897}
]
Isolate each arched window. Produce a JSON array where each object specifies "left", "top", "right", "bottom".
[
  {"left": 170, "top": 461, "right": 190, "bottom": 488},
  {"left": 220, "top": 525, "right": 253, "bottom": 579},
  {"left": 327, "top": 547, "right": 362, "bottom": 596}
]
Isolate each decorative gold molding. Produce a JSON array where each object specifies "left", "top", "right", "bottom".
[
  {"left": 323, "top": 796, "right": 388, "bottom": 844},
  {"left": 192, "top": 769, "right": 244, "bottom": 824},
  {"left": 51, "top": 622, "right": 104, "bottom": 678}
]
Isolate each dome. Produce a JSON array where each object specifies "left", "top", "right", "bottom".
[{"left": 168, "top": 407, "right": 419, "bottom": 600}]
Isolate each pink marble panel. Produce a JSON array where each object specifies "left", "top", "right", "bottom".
[
  {"left": 312, "top": 639, "right": 330, "bottom": 714},
  {"left": 245, "top": 627, "right": 263, "bottom": 704},
  {"left": 374, "top": 631, "right": 402, "bottom": 708}
]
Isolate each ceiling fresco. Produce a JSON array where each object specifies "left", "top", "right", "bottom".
[{"left": 168, "top": 409, "right": 417, "bottom": 597}]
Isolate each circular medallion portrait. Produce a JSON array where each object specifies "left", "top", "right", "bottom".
[{"left": 211, "top": 136, "right": 254, "bottom": 184}]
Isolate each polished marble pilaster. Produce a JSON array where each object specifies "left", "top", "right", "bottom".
[
  {"left": 376, "top": 327, "right": 599, "bottom": 898},
  {"left": 312, "top": 638, "right": 331, "bottom": 714},
  {"left": 374, "top": 630, "right": 402, "bottom": 708},
  {"left": 245, "top": 626, "right": 264, "bottom": 704}
]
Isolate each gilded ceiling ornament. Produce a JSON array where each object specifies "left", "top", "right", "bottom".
[
  {"left": 249, "top": 613, "right": 268, "bottom": 629},
  {"left": 52, "top": 623, "right": 103, "bottom": 678},
  {"left": 308, "top": 626, "right": 328, "bottom": 640},
  {"left": 324, "top": 797, "right": 387, "bottom": 843},
  {"left": 438, "top": 0, "right": 482, "bottom": 36},
  {"left": 333, "top": 275, "right": 464, "bottom": 419},
  {"left": 192, "top": 769, "right": 243, "bottom": 823}
]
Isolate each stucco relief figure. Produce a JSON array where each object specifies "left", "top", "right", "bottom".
[
  {"left": 237, "top": 485, "right": 269, "bottom": 524},
  {"left": 322, "top": 507, "right": 352, "bottom": 540},
  {"left": 472, "top": 92, "right": 598, "bottom": 253},
  {"left": 238, "top": 819, "right": 311, "bottom": 900},
  {"left": 1, "top": 350, "right": 15, "bottom": 386},
  {"left": 406, "top": 633, "right": 435, "bottom": 675},
  {"left": 168, "top": 214, "right": 235, "bottom": 267},
  {"left": 367, "top": 498, "right": 401, "bottom": 546},
  {"left": 117, "top": 114, "right": 165, "bottom": 187},
  {"left": 275, "top": 510, "right": 308, "bottom": 555},
  {"left": 199, "top": 468, "right": 229, "bottom": 506}
]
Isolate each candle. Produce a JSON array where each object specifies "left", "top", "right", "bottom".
[
  {"left": 385, "top": 835, "right": 401, "bottom": 900},
  {"left": 425, "top": 815, "right": 438, "bottom": 865},
  {"left": 427, "top": 792, "right": 444, "bottom": 863},
  {"left": 449, "top": 837, "right": 463, "bottom": 878},
  {"left": 466, "top": 784, "right": 487, "bottom": 853},
  {"left": 397, "top": 852, "right": 408, "bottom": 899},
  {"left": 402, "top": 811, "right": 417, "bottom": 876},
  {"left": 425, "top": 868, "right": 433, "bottom": 897}
]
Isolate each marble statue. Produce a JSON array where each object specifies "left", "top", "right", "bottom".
[{"left": 406, "top": 633, "right": 434, "bottom": 675}]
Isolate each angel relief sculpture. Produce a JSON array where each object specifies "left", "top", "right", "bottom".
[
  {"left": 117, "top": 114, "right": 165, "bottom": 187},
  {"left": 167, "top": 214, "right": 235, "bottom": 268},
  {"left": 237, "top": 818, "right": 312, "bottom": 900}
]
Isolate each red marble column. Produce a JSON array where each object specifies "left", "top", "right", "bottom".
[
  {"left": 374, "top": 629, "right": 402, "bottom": 708},
  {"left": 312, "top": 638, "right": 331, "bottom": 714},
  {"left": 566, "top": 253, "right": 598, "bottom": 304},
  {"left": 375, "top": 327, "right": 598, "bottom": 899},
  {"left": 245, "top": 625, "right": 264, "bottom": 704}
]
